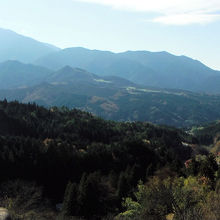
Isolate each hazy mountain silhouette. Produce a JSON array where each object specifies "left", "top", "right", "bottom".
[
  {"left": 36, "top": 47, "right": 220, "bottom": 93},
  {"left": 0, "top": 60, "right": 52, "bottom": 89},
  {"left": 0, "top": 28, "right": 60, "bottom": 63},
  {"left": 0, "top": 60, "right": 135, "bottom": 90}
]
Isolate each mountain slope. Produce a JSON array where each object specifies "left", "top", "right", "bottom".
[
  {"left": 35, "top": 47, "right": 220, "bottom": 93},
  {"left": 35, "top": 47, "right": 156, "bottom": 80},
  {"left": 47, "top": 66, "right": 97, "bottom": 84},
  {"left": 1, "top": 78, "right": 220, "bottom": 127},
  {"left": 1, "top": 61, "right": 220, "bottom": 127},
  {"left": 0, "top": 28, "right": 60, "bottom": 63},
  {"left": 119, "top": 51, "right": 219, "bottom": 90},
  {"left": 0, "top": 60, "right": 135, "bottom": 90},
  {"left": 0, "top": 60, "right": 52, "bottom": 89},
  {"left": 1, "top": 29, "right": 219, "bottom": 93}
]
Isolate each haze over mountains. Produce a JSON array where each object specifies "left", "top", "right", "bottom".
[
  {"left": 0, "top": 28, "right": 59, "bottom": 63},
  {"left": 1, "top": 28, "right": 220, "bottom": 93},
  {"left": 0, "top": 60, "right": 53, "bottom": 89},
  {"left": 1, "top": 60, "right": 220, "bottom": 127},
  {"left": 1, "top": 28, "right": 220, "bottom": 127},
  {"left": 36, "top": 47, "right": 220, "bottom": 93}
]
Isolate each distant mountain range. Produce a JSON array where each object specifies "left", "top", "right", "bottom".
[
  {"left": 0, "top": 28, "right": 60, "bottom": 63},
  {"left": 1, "top": 28, "right": 220, "bottom": 127},
  {"left": 1, "top": 28, "right": 220, "bottom": 93},
  {"left": 0, "top": 60, "right": 135, "bottom": 89},
  {"left": 35, "top": 47, "right": 220, "bottom": 93}
]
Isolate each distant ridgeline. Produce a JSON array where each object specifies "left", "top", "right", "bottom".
[
  {"left": 1, "top": 28, "right": 220, "bottom": 95},
  {"left": 35, "top": 47, "right": 220, "bottom": 94}
]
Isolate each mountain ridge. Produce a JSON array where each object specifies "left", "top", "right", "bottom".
[
  {"left": 0, "top": 60, "right": 53, "bottom": 89},
  {"left": 35, "top": 47, "right": 220, "bottom": 93},
  {"left": 1, "top": 59, "right": 220, "bottom": 127},
  {"left": 0, "top": 28, "right": 60, "bottom": 63}
]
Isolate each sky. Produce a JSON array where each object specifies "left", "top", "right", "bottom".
[{"left": 0, "top": 0, "right": 219, "bottom": 70}]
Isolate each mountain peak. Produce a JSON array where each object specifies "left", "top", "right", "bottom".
[
  {"left": 59, "top": 65, "right": 74, "bottom": 72},
  {"left": 0, "top": 28, "right": 60, "bottom": 63},
  {"left": 0, "top": 60, "right": 23, "bottom": 66}
]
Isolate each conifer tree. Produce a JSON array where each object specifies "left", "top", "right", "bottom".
[
  {"left": 62, "top": 181, "right": 78, "bottom": 216},
  {"left": 117, "top": 171, "right": 129, "bottom": 200},
  {"left": 77, "top": 172, "right": 103, "bottom": 217}
]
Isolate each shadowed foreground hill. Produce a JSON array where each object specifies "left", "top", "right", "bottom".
[
  {"left": 0, "top": 100, "right": 194, "bottom": 219},
  {"left": 0, "top": 100, "right": 219, "bottom": 220}
]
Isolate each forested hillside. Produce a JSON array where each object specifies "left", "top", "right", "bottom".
[
  {"left": 0, "top": 100, "right": 219, "bottom": 219},
  {"left": 2, "top": 82, "right": 220, "bottom": 128}
]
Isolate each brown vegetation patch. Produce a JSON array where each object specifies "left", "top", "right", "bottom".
[
  {"left": 89, "top": 96, "right": 105, "bottom": 104},
  {"left": 100, "top": 102, "right": 119, "bottom": 112}
]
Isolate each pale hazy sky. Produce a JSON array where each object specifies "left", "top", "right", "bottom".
[{"left": 0, "top": 0, "right": 219, "bottom": 69}]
